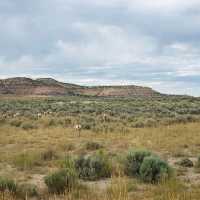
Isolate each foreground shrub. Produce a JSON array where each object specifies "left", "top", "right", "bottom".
[
  {"left": 75, "top": 151, "right": 112, "bottom": 181},
  {"left": 124, "top": 150, "right": 152, "bottom": 177},
  {"left": 44, "top": 168, "right": 77, "bottom": 194},
  {"left": 140, "top": 156, "right": 172, "bottom": 183},
  {"left": 0, "top": 177, "right": 17, "bottom": 194}
]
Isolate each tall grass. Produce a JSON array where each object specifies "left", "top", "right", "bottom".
[{"left": 2, "top": 177, "right": 200, "bottom": 200}]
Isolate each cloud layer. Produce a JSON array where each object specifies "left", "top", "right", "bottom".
[{"left": 0, "top": 0, "right": 200, "bottom": 96}]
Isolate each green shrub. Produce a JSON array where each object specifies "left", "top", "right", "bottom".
[
  {"left": 44, "top": 168, "right": 77, "bottom": 194},
  {"left": 124, "top": 150, "right": 152, "bottom": 177},
  {"left": 10, "top": 119, "right": 22, "bottom": 127},
  {"left": 0, "top": 177, "right": 17, "bottom": 193},
  {"left": 85, "top": 141, "right": 103, "bottom": 151},
  {"left": 75, "top": 151, "right": 112, "bottom": 181},
  {"left": 21, "top": 122, "right": 37, "bottom": 130},
  {"left": 139, "top": 156, "right": 172, "bottom": 183}
]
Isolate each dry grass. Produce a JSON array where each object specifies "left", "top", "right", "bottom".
[
  {"left": 1, "top": 121, "right": 200, "bottom": 159},
  {"left": 1, "top": 117, "right": 200, "bottom": 199}
]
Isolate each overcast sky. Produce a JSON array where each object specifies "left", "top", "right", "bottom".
[{"left": 0, "top": 0, "right": 200, "bottom": 96}]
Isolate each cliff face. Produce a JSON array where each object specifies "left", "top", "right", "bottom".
[
  {"left": 0, "top": 77, "right": 161, "bottom": 97},
  {"left": 77, "top": 85, "right": 158, "bottom": 97}
]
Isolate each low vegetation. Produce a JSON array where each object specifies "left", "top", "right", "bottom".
[
  {"left": 13, "top": 152, "right": 41, "bottom": 171},
  {"left": 16, "top": 183, "right": 38, "bottom": 199},
  {"left": 124, "top": 150, "right": 152, "bottom": 177},
  {"left": 124, "top": 150, "right": 172, "bottom": 183},
  {"left": 0, "top": 177, "right": 17, "bottom": 194},
  {"left": 75, "top": 151, "right": 112, "bottom": 181},
  {"left": 44, "top": 168, "right": 77, "bottom": 194},
  {"left": 0, "top": 95, "right": 200, "bottom": 199},
  {"left": 85, "top": 141, "right": 103, "bottom": 151},
  {"left": 139, "top": 156, "right": 172, "bottom": 183}
]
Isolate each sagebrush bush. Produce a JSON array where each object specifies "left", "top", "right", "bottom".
[
  {"left": 139, "top": 156, "right": 172, "bottom": 183},
  {"left": 44, "top": 168, "right": 77, "bottom": 194},
  {"left": 0, "top": 177, "right": 17, "bottom": 194},
  {"left": 10, "top": 119, "right": 22, "bottom": 127},
  {"left": 85, "top": 141, "right": 103, "bottom": 151},
  {"left": 21, "top": 122, "right": 37, "bottom": 130},
  {"left": 75, "top": 151, "right": 112, "bottom": 181},
  {"left": 124, "top": 150, "right": 152, "bottom": 177}
]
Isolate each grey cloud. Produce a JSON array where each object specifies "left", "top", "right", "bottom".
[{"left": 0, "top": 0, "right": 200, "bottom": 96}]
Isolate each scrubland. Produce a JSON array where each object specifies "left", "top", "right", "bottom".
[{"left": 1, "top": 95, "right": 200, "bottom": 199}]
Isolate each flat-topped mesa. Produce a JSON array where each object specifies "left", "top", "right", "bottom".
[
  {"left": 77, "top": 85, "right": 159, "bottom": 97},
  {"left": 0, "top": 77, "right": 161, "bottom": 97}
]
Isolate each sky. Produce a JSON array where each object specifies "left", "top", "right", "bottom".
[{"left": 0, "top": 0, "right": 200, "bottom": 96}]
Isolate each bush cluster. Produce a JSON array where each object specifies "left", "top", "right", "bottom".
[
  {"left": 124, "top": 150, "right": 172, "bottom": 183},
  {"left": 44, "top": 168, "right": 77, "bottom": 194},
  {"left": 0, "top": 176, "right": 38, "bottom": 199},
  {"left": 140, "top": 156, "right": 172, "bottom": 183},
  {"left": 75, "top": 151, "right": 112, "bottom": 181},
  {"left": 124, "top": 150, "right": 151, "bottom": 176},
  {"left": 45, "top": 155, "right": 77, "bottom": 194},
  {"left": 1, "top": 149, "right": 173, "bottom": 198}
]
